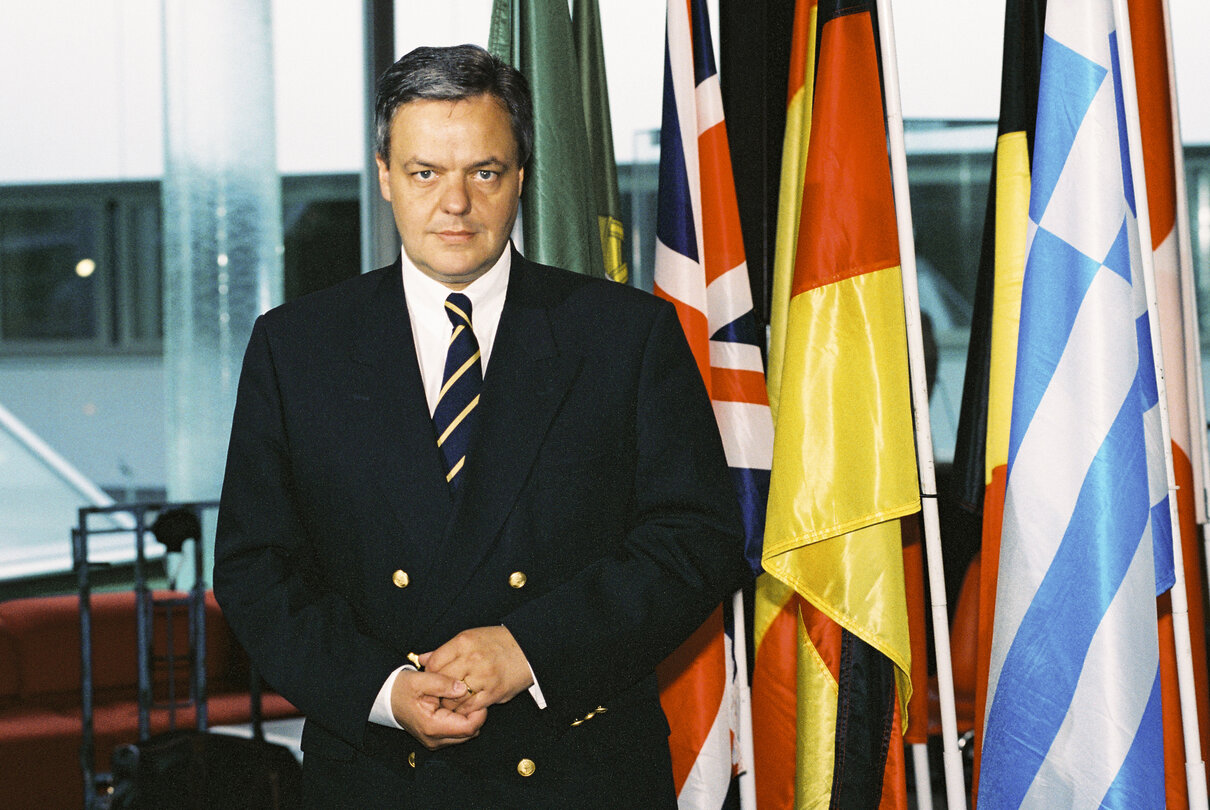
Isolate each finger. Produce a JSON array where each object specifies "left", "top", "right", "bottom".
[
  {"left": 438, "top": 676, "right": 498, "bottom": 716},
  {"left": 417, "top": 727, "right": 479, "bottom": 750},
  {"left": 410, "top": 702, "right": 486, "bottom": 749},
  {"left": 446, "top": 684, "right": 509, "bottom": 716},
  {"left": 427, "top": 627, "right": 493, "bottom": 674},
  {"left": 422, "top": 641, "right": 465, "bottom": 675},
  {"left": 418, "top": 708, "right": 487, "bottom": 749},
  {"left": 422, "top": 704, "right": 484, "bottom": 737},
  {"left": 410, "top": 669, "right": 468, "bottom": 701},
  {"left": 435, "top": 687, "right": 471, "bottom": 707}
]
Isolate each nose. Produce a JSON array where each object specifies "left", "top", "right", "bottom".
[{"left": 440, "top": 177, "right": 471, "bottom": 215}]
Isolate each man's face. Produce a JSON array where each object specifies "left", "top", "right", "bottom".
[{"left": 376, "top": 94, "right": 524, "bottom": 289}]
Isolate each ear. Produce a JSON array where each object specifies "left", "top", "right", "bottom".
[
  {"left": 517, "top": 166, "right": 524, "bottom": 197},
  {"left": 375, "top": 154, "right": 392, "bottom": 202}
]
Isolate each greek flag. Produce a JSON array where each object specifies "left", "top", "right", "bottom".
[{"left": 978, "top": 1, "right": 1172, "bottom": 807}]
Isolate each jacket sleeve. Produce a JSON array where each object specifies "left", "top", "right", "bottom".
[
  {"left": 213, "top": 317, "right": 403, "bottom": 748},
  {"left": 501, "top": 301, "right": 751, "bottom": 723}
]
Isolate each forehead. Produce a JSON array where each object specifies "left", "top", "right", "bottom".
[{"left": 388, "top": 95, "right": 518, "bottom": 163}]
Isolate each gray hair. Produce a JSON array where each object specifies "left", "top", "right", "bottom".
[{"left": 375, "top": 44, "right": 534, "bottom": 166}]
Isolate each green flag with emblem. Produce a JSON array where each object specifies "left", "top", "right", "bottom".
[{"left": 489, "top": 0, "right": 621, "bottom": 281}]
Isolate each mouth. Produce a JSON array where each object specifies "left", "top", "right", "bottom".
[{"left": 435, "top": 229, "right": 476, "bottom": 243}]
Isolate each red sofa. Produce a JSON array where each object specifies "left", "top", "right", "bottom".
[{"left": 0, "top": 590, "right": 299, "bottom": 810}]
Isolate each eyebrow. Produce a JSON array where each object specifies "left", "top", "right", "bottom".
[{"left": 402, "top": 157, "right": 512, "bottom": 171}]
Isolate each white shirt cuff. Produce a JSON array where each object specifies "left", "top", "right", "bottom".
[
  {"left": 527, "top": 662, "right": 547, "bottom": 709},
  {"left": 369, "top": 665, "right": 407, "bottom": 729}
]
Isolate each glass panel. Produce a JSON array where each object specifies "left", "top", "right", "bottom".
[
  {"left": 618, "top": 160, "right": 659, "bottom": 294},
  {"left": 0, "top": 412, "right": 156, "bottom": 581},
  {"left": 282, "top": 199, "right": 360, "bottom": 301},
  {"left": 126, "top": 200, "right": 163, "bottom": 342},
  {"left": 0, "top": 206, "right": 102, "bottom": 340},
  {"left": 162, "top": 0, "right": 283, "bottom": 531},
  {"left": 903, "top": 124, "right": 995, "bottom": 463}
]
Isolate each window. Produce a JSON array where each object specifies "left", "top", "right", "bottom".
[
  {"left": 281, "top": 174, "right": 361, "bottom": 301},
  {"left": 1, "top": 204, "right": 103, "bottom": 342},
  {"left": 0, "top": 182, "right": 161, "bottom": 352},
  {"left": 0, "top": 177, "right": 366, "bottom": 353}
]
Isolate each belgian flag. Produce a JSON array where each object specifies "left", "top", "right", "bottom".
[{"left": 943, "top": 0, "right": 1044, "bottom": 802}]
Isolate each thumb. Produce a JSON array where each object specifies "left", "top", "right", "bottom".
[{"left": 413, "top": 670, "right": 467, "bottom": 700}]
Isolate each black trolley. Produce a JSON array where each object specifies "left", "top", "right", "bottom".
[{"left": 74, "top": 501, "right": 299, "bottom": 810}]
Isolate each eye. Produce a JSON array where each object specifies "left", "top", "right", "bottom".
[
  {"left": 414, "top": 169, "right": 434, "bottom": 180},
  {"left": 477, "top": 169, "right": 498, "bottom": 181}
]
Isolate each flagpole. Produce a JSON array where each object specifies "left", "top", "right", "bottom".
[
  {"left": 1163, "top": 0, "right": 1210, "bottom": 794},
  {"left": 1163, "top": 0, "right": 1210, "bottom": 594},
  {"left": 873, "top": 1, "right": 966, "bottom": 807},
  {"left": 731, "top": 590, "right": 757, "bottom": 809},
  {"left": 1111, "top": 1, "right": 1209, "bottom": 805}
]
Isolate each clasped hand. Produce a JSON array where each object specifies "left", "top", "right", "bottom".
[{"left": 391, "top": 626, "right": 533, "bottom": 750}]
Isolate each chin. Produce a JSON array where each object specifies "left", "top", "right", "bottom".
[
  {"left": 437, "top": 262, "right": 482, "bottom": 278},
  {"left": 433, "top": 266, "right": 489, "bottom": 286}
]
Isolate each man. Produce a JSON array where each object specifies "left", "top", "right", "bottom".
[{"left": 214, "top": 44, "right": 748, "bottom": 809}]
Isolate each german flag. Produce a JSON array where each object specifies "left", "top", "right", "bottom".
[{"left": 753, "top": 0, "right": 918, "bottom": 806}]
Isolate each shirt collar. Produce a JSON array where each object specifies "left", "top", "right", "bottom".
[{"left": 399, "top": 246, "right": 512, "bottom": 318}]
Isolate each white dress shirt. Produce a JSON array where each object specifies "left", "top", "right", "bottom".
[{"left": 369, "top": 246, "right": 546, "bottom": 730}]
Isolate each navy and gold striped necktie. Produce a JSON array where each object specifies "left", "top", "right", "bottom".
[{"left": 433, "top": 292, "right": 482, "bottom": 490}]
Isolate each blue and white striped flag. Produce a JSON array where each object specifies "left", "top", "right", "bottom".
[{"left": 979, "top": 1, "right": 1173, "bottom": 807}]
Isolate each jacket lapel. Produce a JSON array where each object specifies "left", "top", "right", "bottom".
[
  {"left": 427, "top": 254, "right": 581, "bottom": 619},
  {"left": 350, "top": 262, "right": 452, "bottom": 545}
]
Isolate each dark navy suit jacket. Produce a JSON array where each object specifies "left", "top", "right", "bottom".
[{"left": 214, "top": 251, "right": 748, "bottom": 808}]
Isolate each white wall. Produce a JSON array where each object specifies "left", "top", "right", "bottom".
[
  {"left": 1, "top": 0, "right": 1205, "bottom": 184},
  {"left": 0, "top": 0, "right": 366, "bottom": 182},
  {"left": 0, "top": 0, "right": 164, "bottom": 183}
]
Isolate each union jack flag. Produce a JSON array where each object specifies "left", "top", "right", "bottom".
[{"left": 654, "top": 0, "right": 773, "bottom": 806}]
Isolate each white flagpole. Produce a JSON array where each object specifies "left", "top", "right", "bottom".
[
  {"left": 874, "top": 1, "right": 965, "bottom": 807},
  {"left": 912, "top": 744, "right": 936, "bottom": 810},
  {"left": 1111, "top": 1, "right": 1208, "bottom": 805},
  {"left": 1163, "top": 0, "right": 1210, "bottom": 795},
  {"left": 1162, "top": 0, "right": 1210, "bottom": 591},
  {"left": 731, "top": 590, "right": 757, "bottom": 810}
]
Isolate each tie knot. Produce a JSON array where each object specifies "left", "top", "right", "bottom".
[{"left": 445, "top": 293, "right": 473, "bottom": 329}]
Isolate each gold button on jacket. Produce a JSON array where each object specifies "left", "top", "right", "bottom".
[
  {"left": 516, "top": 758, "right": 536, "bottom": 777},
  {"left": 392, "top": 569, "right": 410, "bottom": 588},
  {"left": 408, "top": 752, "right": 416, "bottom": 768},
  {"left": 508, "top": 571, "right": 527, "bottom": 589}
]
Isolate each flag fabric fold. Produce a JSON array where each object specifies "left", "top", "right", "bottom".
[
  {"left": 654, "top": 0, "right": 773, "bottom": 806},
  {"left": 487, "top": 0, "right": 611, "bottom": 280},
  {"left": 1128, "top": 0, "right": 1210, "bottom": 802},
  {"left": 978, "top": 2, "right": 1169, "bottom": 806},
  {"left": 951, "top": 0, "right": 1046, "bottom": 801},
  {"left": 754, "top": 0, "right": 919, "bottom": 806},
  {"left": 573, "top": 0, "right": 628, "bottom": 284},
  {"left": 752, "top": 3, "right": 818, "bottom": 806}
]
